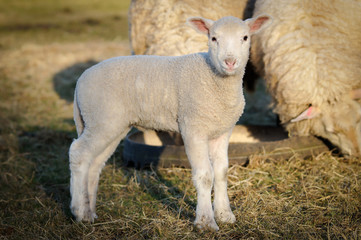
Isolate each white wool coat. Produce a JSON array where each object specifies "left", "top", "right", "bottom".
[
  {"left": 75, "top": 53, "right": 245, "bottom": 140},
  {"left": 251, "top": 0, "right": 361, "bottom": 154}
]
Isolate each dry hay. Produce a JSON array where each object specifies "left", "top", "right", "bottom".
[{"left": 87, "top": 152, "right": 361, "bottom": 239}]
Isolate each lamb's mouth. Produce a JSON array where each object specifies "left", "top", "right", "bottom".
[{"left": 222, "top": 67, "right": 237, "bottom": 75}]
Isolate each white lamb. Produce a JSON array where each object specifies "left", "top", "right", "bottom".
[{"left": 69, "top": 15, "right": 271, "bottom": 230}]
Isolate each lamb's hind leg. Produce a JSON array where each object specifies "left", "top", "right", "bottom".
[
  {"left": 69, "top": 127, "right": 127, "bottom": 222},
  {"left": 87, "top": 129, "right": 130, "bottom": 220},
  {"left": 209, "top": 129, "right": 235, "bottom": 224},
  {"left": 69, "top": 133, "right": 95, "bottom": 222},
  {"left": 181, "top": 130, "right": 218, "bottom": 231}
]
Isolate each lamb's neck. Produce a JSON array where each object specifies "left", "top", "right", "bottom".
[
  {"left": 212, "top": 67, "right": 245, "bottom": 97},
  {"left": 203, "top": 53, "right": 244, "bottom": 91},
  {"left": 217, "top": 78, "right": 244, "bottom": 110}
]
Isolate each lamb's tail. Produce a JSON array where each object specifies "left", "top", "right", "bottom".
[{"left": 73, "top": 91, "right": 84, "bottom": 137}]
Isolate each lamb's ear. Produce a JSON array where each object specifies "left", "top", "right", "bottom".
[
  {"left": 187, "top": 17, "right": 214, "bottom": 35},
  {"left": 291, "top": 106, "right": 320, "bottom": 122},
  {"left": 246, "top": 14, "right": 272, "bottom": 35}
]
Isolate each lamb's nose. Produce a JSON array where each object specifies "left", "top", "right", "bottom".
[{"left": 225, "top": 58, "right": 236, "bottom": 67}]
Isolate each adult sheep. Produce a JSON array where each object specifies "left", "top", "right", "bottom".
[
  {"left": 69, "top": 15, "right": 271, "bottom": 231},
  {"left": 250, "top": 0, "right": 361, "bottom": 155}
]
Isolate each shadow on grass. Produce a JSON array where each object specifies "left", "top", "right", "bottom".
[
  {"left": 53, "top": 60, "right": 98, "bottom": 102},
  {"left": 122, "top": 164, "right": 196, "bottom": 221},
  {"left": 18, "top": 126, "right": 77, "bottom": 219}
]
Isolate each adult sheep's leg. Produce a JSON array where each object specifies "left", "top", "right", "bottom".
[
  {"left": 87, "top": 129, "right": 130, "bottom": 220},
  {"left": 181, "top": 130, "right": 218, "bottom": 231},
  {"left": 209, "top": 130, "right": 236, "bottom": 224}
]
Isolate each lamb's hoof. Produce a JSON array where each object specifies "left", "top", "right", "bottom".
[
  {"left": 194, "top": 215, "right": 219, "bottom": 231},
  {"left": 83, "top": 211, "right": 98, "bottom": 223},
  {"left": 71, "top": 205, "right": 97, "bottom": 223},
  {"left": 215, "top": 209, "right": 236, "bottom": 224}
]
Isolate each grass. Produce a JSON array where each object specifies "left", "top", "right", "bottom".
[{"left": 1, "top": 1, "right": 361, "bottom": 239}]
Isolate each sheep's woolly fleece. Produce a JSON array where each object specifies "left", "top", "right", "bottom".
[
  {"left": 251, "top": 0, "right": 361, "bottom": 155},
  {"left": 129, "top": 0, "right": 248, "bottom": 56}
]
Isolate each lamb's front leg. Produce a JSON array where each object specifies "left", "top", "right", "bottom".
[
  {"left": 182, "top": 132, "right": 219, "bottom": 231},
  {"left": 209, "top": 129, "right": 236, "bottom": 224}
]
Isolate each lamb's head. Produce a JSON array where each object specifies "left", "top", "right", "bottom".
[{"left": 187, "top": 15, "right": 271, "bottom": 76}]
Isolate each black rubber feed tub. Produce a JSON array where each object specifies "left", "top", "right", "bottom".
[{"left": 123, "top": 125, "right": 329, "bottom": 168}]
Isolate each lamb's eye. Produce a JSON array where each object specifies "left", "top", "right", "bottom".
[
  {"left": 211, "top": 37, "right": 217, "bottom": 42},
  {"left": 243, "top": 35, "right": 248, "bottom": 41}
]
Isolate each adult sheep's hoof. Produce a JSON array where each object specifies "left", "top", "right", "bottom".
[
  {"left": 194, "top": 215, "right": 219, "bottom": 231},
  {"left": 215, "top": 208, "right": 236, "bottom": 224}
]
